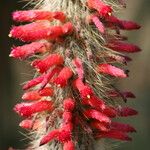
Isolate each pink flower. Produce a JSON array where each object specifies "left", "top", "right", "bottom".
[
  {"left": 23, "top": 75, "right": 44, "bottom": 90},
  {"left": 104, "top": 15, "right": 141, "bottom": 30},
  {"left": 40, "top": 129, "right": 59, "bottom": 146},
  {"left": 108, "top": 90, "right": 135, "bottom": 99},
  {"left": 13, "top": 10, "right": 66, "bottom": 22},
  {"left": 107, "top": 40, "right": 141, "bottom": 53},
  {"left": 61, "top": 123, "right": 73, "bottom": 132},
  {"left": 118, "top": 107, "right": 138, "bottom": 117},
  {"left": 9, "top": 21, "right": 73, "bottom": 42},
  {"left": 57, "top": 130, "right": 72, "bottom": 143},
  {"left": 22, "top": 90, "right": 42, "bottom": 101},
  {"left": 10, "top": 41, "right": 52, "bottom": 60},
  {"left": 14, "top": 100, "right": 53, "bottom": 117},
  {"left": 63, "top": 98, "right": 75, "bottom": 112},
  {"left": 82, "top": 95, "right": 106, "bottom": 110},
  {"left": 103, "top": 106, "right": 117, "bottom": 118},
  {"left": 63, "top": 111, "right": 73, "bottom": 123},
  {"left": 22, "top": 87, "right": 54, "bottom": 101},
  {"left": 19, "top": 119, "right": 33, "bottom": 129},
  {"left": 90, "top": 120, "right": 109, "bottom": 132},
  {"left": 39, "top": 87, "right": 54, "bottom": 96},
  {"left": 91, "top": 15, "right": 105, "bottom": 33},
  {"left": 62, "top": 22, "right": 74, "bottom": 35},
  {"left": 119, "top": 20, "right": 141, "bottom": 30},
  {"left": 32, "top": 54, "right": 64, "bottom": 73},
  {"left": 73, "top": 78, "right": 94, "bottom": 99},
  {"left": 63, "top": 141, "right": 75, "bottom": 150},
  {"left": 87, "top": 0, "right": 112, "bottom": 17},
  {"left": 111, "top": 122, "right": 136, "bottom": 132},
  {"left": 40, "top": 67, "right": 62, "bottom": 89},
  {"left": 84, "top": 109, "right": 111, "bottom": 124},
  {"left": 97, "top": 63, "right": 127, "bottom": 78},
  {"left": 19, "top": 119, "right": 40, "bottom": 130},
  {"left": 53, "top": 67, "right": 73, "bottom": 87}
]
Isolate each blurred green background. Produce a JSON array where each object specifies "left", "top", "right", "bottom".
[{"left": 0, "top": 0, "right": 149, "bottom": 149}]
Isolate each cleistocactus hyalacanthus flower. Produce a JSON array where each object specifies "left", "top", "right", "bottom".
[{"left": 9, "top": 0, "right": 140, "bottom": 149}]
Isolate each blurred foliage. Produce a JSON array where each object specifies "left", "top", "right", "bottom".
[{"left": 0, "top": 0, "right": 149, "bottom": 149}]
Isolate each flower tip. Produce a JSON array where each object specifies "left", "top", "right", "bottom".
[
  {"left": 8, "top": 33, "right": 12, "bottom": 37},
  {"left": 87, "top": 95, "right": 91, "bottom": 99},
  {"left": 57, "top": 84, "right": 61, "bottom": 87},
  {"left": 62, "top": 22, "right": 74, "bottom": 34},
  {"left": 9, "top": 53, "right": 13, "bottom": 57},
  {"left": 108, "top": 12, "right": 112, "bottom": 16},
  {"left": 63, "top": 98, "right": 75, "bottom": 111},
  {"left": 39, "top": 141, "right": 45, "bottom": 146}
]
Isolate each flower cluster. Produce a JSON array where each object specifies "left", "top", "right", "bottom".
[
  {"left": 10, "top": 0, "right": 140, "bottom": 149},
  {"left": 40, "top": 98, "right": 75, "bottom": 150}
]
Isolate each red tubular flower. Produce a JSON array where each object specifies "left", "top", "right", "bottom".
[
  {"left": 40, "top": 129, "right": 59, "bottom": 146},
  {"left": 97, "top": 63, "right": 127, "bottom": 78},
  {"left": 73, "top": 78, "right": 94, "bottom": 99},
  {"left": 53, "top": 67, "right": 73, "bottom": 87},
  {"left": 9, "top": 21, "right": 50, "bottom": 40},
  {"left": 19, "top": 119, "right": 40, "bottom": 130},
  {"left": 61, "top": 122, "right": 74, "bottom": 132},
  {"left": 118, "top": 20, "right": 141, "bottom": 30},
  {"left": 13, "top": 10, "right": 66, "bottom": 22},
  {"left": 40, "top": 67, "right": 62, "bottom": 89},
  {"left": 90, "top": 120, "right": 109, "bottom": 132},
  {"left": 63, "top": 98, "right": 75, "bottom": 112},
  {"left": 39, "top": 87, "right": 54, "bottom": 96},
  {"left": 32, "top": 54, "right": 64, "bottom": 73},
  {"left": 107, "top": 40, "right": 141, "bottom": 53},
  {"left": 105, "top": 53, "right": 132, "bottom": 64},
  {"left": 9, "top": 22, "right": 72, "bottom": 42},
  {"left": 82, "top": 95, "right": 106, "bottom": 111},
  {"left": 19, "top": 119, "right": 33, "bottom": 129},
  {"left": 103, "top": 106, "right": 117, "bottom": 118},
  {"left": 87, "top": 0, "right": 112, "bottom": 17},
  {"left": 104, "top": 15, "right": 141, "bottom": 30},
  {"left": 14, "top": 100, "right": 53, "bottom": 117},
  {"left": 22, "top": 90, "right": 42, "bottom": 101},
  {"left": 118, "top": 107, "right": 138, "bottom": 117},
  {"left": 95, "top": 130, "right": 132, "bottom": 141},
  {"left": 52, "top": 12, "right": 66, "bottom": 22},
  {"left": 23, "top": 75, "right": 45, "bottom": 90},
  {"left": 108, "top": 91, "right": 136, "bottom": 99},
  {"left": 57, "top": 130, "right": 72, "bottom": 143},
  {"left": 84, "top": 109, "right": 111, "bottom": 124},
  {"left": 63, "top": 141, "right": 75, "bottom": 150},
  {"left": 23, "top": 67, "right": 60, "bottom": 90},
  {"left": 62, "top": 22, "right": 74, "bottom": 35},
  {"left": 10, "top": 41, "right": 52, "bottom": 60},
  {"left": 111, "top": 122, "right": 136, "bottom": 132},
  {"left": 63, "top": 111, "right": 73, "bottom": 123},
  {"left": 22, "top": 87, "right": 54, "bottom": 100}
]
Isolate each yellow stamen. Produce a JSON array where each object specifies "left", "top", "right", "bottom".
[
  {"left": 8, "top": 34, "right": 12, "bottom": 37},
  {"left": 87, "top": 95, "right": 91, "bottom": 99},
  {"left": 108, "top": 12, "right": 112, "bottom": 16}
]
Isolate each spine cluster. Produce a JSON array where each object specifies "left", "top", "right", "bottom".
[{"left": 9, "top": 0, "right": 140, "bottom": 149}]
